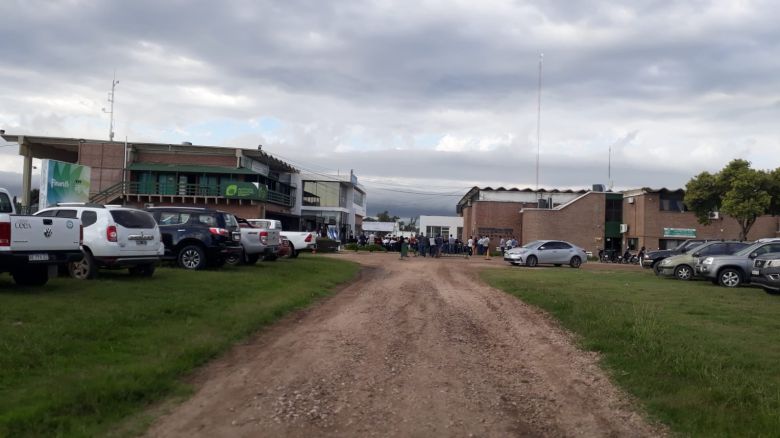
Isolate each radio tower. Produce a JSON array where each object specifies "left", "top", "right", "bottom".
[{"left": 102, "top": 71, "right": 119, "bottom": 142}]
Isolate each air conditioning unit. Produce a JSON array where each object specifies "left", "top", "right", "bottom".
[
  {"left": 627, "top": 197, "right": 635, "bottom": 204},
  {"left": 619, "top": 224, "right": 629, "bottom": 233},
  {"left": 708, "top": 211, "right": 720, "bottom": 220}
]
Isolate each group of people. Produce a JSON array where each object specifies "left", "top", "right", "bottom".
[{"left": 353, "top": 232, "right": 521, "bottom": 261}]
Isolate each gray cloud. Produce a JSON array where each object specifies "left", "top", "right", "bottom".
[{"left": 1, "top": 0, "right": 779, "bottom": 217}]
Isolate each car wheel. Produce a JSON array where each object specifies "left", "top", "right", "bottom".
[
  {"left": 763, "top": 287, "right": 780, "bottom": 295},
  {"left": 12, "top": 265, "right": 49, "bottom": 286},
  {"left": 129, "top": 263, "right": 156, "bottom": 277},
  {"left": 570, "top": 256, "right": 582, "bottom": 268},
  {"left": 526, "top": 255, "right": 538, "bottom": 267},
  {"left": 653, "top": 261, "right": 663, "bottom": 275},
  {"left": 245, "top": 254, "right": 260, "bottom": 265},
  {"left": 718, "top": 268, "right": 742, "bottom": 288},
  {"left": 225, "top": 250, "right": 243, "bottom": 266},
  {"left": 69, "top": 251, "right": 97, "bottom": 280},
  {"left": 178, "top": 245, "right": 206, "bottom": 270},
  {"left": 289, "top": 243, "right": 299, "bottom": 258},
  {"left": 674, "top": 264, "right": 693, "bottom": 281}
]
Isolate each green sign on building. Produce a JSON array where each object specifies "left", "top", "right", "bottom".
[
  {"left": 223, "top": 182, "right": 268, "bottom": 201},
  {"left": 663, "top": 228, "right": 696, "bottom": 238}
]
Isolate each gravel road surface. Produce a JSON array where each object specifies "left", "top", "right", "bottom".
[{"left": 146, "top": 253, "right": 662, "bottom": 437}]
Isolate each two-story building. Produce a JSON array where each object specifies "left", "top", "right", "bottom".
[
  {"left": 3, "top": 134, "right": 302, "bottom": 228},
  {"left": 300, "top": 170, "right": 366, "bottom": 241}
]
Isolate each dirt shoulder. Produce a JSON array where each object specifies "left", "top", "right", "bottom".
[{"left": 145, "top": 253, "right": 663, "bottom": 437}]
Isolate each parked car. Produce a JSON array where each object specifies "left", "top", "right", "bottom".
[
  {"left": 750, "top": 252, "right": 780, "bottom": 295},
  {"left": 0, "top": 188, "right": 83, "bottom": 285},
  {"left": 504, "top": 240, "right": 587, "bottom": 268},
  {"left": 35, "top": 204, "right": 163, "bottom": 279},
  {"left": 642, "top": 239, "right": 708, "bottom": 273},
  {"left": 695, "top": 239, "right": 780, "bottom": 287},
  {"left": 246, "top": 219, "right": 315, "bottom": 258},
  {"left": 145, "top": 207, "right": 241, "bottom": 270},
  {"left": 227, "top": 218, "right": 281, "bottom": 265},
  {"left": 657, "top": 241, "right": 749, "bottom": 280}
]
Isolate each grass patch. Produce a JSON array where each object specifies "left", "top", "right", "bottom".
[
  {"left": 0, "top": 255, "right": 358, "bottom": 437},
  {"left": 483, "top": 267, "right": 780, "bottom": 437}
]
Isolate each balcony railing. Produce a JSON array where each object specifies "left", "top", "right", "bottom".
[{"left": 91, "top": 181, "right": 293, "bottom": 207}]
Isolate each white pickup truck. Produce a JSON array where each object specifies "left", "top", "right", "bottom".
[
  {"left": 246, "top": 219, "right": 316, "bottom": 258},
  {"left": 0, "top": 188, "right": 83, "bottom": 286},
  {"left": 228, "top": 217, "right": 281, "bottom": 264}
]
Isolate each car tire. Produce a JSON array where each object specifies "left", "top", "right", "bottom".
[
  {"left": 289, "top": 244, "right": 299, "bottom": 258},
  {"left": 763, "top": 287, "right": 780, "bottom": 295},
  {"left": 526, "top": 255, "right": 538, "bottom": 267},
  {"left": 12, "top": 265, "right": 49, "bottom": 286},
  {"left": 225, "top": 250, "right": 243, "bottom": 266},
  {"left": 718, "top": 268, "right": 742, "bottom": 288},
  {"left": 69, "top": 251, "right": 98, "bottom": 280},
  {"left": 129, "top": 263, "right": 156, "bottom": 277},
  {"left": 569, "top": 256, "right": 582, "bottom": 268},
  {"left": 245, "top": 254, "right": 260, "bottom": 265},
  {"left": 674, "top": 264, "right": 693, "bottom": 281},
  {"left": 653, "top": 261, "right": 664, "bottom": 275},
  {"left": 177, "top": 245, "right": 206, "bottom": 270}
]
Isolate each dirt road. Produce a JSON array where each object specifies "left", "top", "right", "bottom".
[{"left": 146, "top": 254, "right": 662, "bottom": 437}]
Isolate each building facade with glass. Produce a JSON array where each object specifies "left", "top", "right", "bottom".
[{"left": 300, "top": 171, "right": 367, "bottom": 241}]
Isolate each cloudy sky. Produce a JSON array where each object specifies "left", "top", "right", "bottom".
[{"left": 1, "top": 0, "right": 779, "bottom": 216}]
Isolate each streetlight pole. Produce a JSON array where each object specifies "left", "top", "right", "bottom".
[{"left": 535, "top": 53, "right": 543, "bottom": 193}]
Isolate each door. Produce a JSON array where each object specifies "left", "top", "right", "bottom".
[
  {"left": 158, "top": 173, "right": 176, "bottom": 195},
  {"left": 199, "top": 174, "right": 219, "bottom": 196},
  {"left": 536, "top": 242, "right": 556, "bottom": 264},
  {"left": 554, "top": 241, "right": 575, "bottom": 263}
]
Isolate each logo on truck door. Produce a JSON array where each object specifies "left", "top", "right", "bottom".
[{"left": 44, "top": 228, "right": 53, "bottom": 238}]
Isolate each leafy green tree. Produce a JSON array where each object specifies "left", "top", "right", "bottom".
[
  {"left": 375, "top": 210, "right": 400, "bottom": 222},
  {"left": 684, "top": 159, "right": 773, "bottom": 241}
]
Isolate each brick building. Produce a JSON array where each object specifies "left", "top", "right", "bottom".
[
  {"left": 458, "top": 186, "right": 780, "bottom": 254},
  {"left": 3, "top": 134, "right": 305, "bottom": 229}
]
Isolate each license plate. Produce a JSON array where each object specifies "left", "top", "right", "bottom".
[
  {"left": 135, "top": 240, "right": 148, "bottom": 245},
  {"left": 752, "top": 269, "right": 760, "bottom": 276},
  {"left": 28, "top": 254, "right": 49, "bottom": 262}
]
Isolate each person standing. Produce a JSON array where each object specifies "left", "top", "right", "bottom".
[
  {"left": 418, "top": 233, "right": 427, "bottom": 257},
  {"left": 448, "top": 234, "right": 456, "bottom": 254},
  {"left": 467, "top": 236, "right": 474, "bottom": 258},
  {"left": 399, "top": 236, "right": 408, "bottom": 260},
  {"left": 484, "top": 235, "right": 492, "bottom": 260},
  {"left": 499, "top": 236, "right": 506, "bottom": 255}
]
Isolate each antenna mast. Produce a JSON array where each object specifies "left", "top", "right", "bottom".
[
  {"left": 535, "top": 53, "right": 543, "bottom": 192},
  {"left": 102, "top": 71, "right": 119, "bottom": 142}
]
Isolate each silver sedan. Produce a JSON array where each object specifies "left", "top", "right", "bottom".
[{"left": 503, "top": 240, "right": 587, "bottom": 268}]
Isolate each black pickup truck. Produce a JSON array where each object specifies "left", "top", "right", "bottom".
[
  {"left": 145, "top": 207, "right": 242, "bottom": 270},
  {"left": 642, "top": 239, "right": 709, "bottom": 273}
]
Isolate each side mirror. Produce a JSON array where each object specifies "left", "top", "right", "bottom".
[
  {"left": 539, "top": 246, "right": 546, "bottom": 250},
  {"left": 692, "top": 252, "right": 700, "bottom": 257},
  {"left": 749, "top": 252, "right": 758, "bottom": 259}
]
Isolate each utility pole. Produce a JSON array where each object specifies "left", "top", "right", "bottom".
[
  {"left": 608, "top": 144, "right": 613, "bottom": 191},
  {"left": 535, "top": 53, "right": 543, "bottom": 192},
  {"left": 102, "top": 71, "right": 119, "bottom": 142}
]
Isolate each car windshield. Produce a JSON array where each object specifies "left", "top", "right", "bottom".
[
  {"left": 688, "top": 242, "right": 711, "bottom": 254},
  {"left": 223, "top": 214, "right": 238, "bottom": 230},
  {"left": 522, "top": 240, "right": 542, "bottom": 249},
  {"left": 0, "top": 192, "right": 12, "bottom": 213}
]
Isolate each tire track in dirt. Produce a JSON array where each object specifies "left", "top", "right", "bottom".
[{"left": 145, "top": 254, "right": 663, "bottom": 437}]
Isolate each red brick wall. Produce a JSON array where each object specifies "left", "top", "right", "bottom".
[
  {"left": 465, "top": 201, "right": 524, "bottom": 251},
  {"left": 624, "top": 193, "right": 780, "bottom": 249},
  {"left": 78, "top": 142, "right": 125, "bottom": 194},
  {"left": 134, "top": 151, "right": 236, "bottom": 167},
  {"left": 521, "top": 193, "right": 606, "bottom": 254}
]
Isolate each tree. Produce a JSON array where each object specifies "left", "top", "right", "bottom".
[
  {"left": 375, "top": 210, "right": 399, "bottom": 223},
  {"left": 684, "top": 159, "right": 773, "bottom": 241}
]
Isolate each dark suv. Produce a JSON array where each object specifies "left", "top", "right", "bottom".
[{"left": 145, "top": 207, "right": 242, "bottom": 270}]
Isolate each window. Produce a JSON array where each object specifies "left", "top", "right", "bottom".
[
  {"left": 303, "top": 181, "right": 342, "bottom": 207},
  {"left": 157, "top": 212, "right": 190, "bottom": 225},
  {"left": 659, "top": 191, "right": 687, "bottom": 212},
  {"left": 605, "top": 198, "right": 622, "bottom": 222},
  {"left": 81, "top": 211, "right": 98, "bottom": 227},
  {"left": 196, "top": 214, "right": 217, "bottom": 227},
  {"left": 555, "top": 241, "right": 572, "bottom": 249},
  {"left": 55, "top": 210, "right": 78, "bottom": 218},
  {"left": 754, "top": 243, "right": 780, "bottom": 256},
  {"left": 353, "top": 190, "right": 365, "bottom": 206},
  {"left": 728, "top": 243, "right": 749, "bottom": 253},
  {"left": 627, "top": 238, "right": 638, "bottom": 251},
  {"left": 111, "top": 210, "right": 156, "bottom": 229},
  {"left": 222, "top": 214, "right": 238, "bottom": 229},
  {"left": 34, "top": 210, "right": 57, "bottom": 217},
  {"left": 0, "top": 193, "right": 12, "bottom": 213}
]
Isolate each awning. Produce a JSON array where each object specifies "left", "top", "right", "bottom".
[{"left": 128, "top": 162, "right": 258, "bottom": 175}]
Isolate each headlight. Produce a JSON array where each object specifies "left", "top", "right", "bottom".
[
  {"left": 661, "top": 259, "right": 672, "bottom": 266},
  {"left": 767, "top": 259, "right": 780, "bottom": 267},
  {"left": 703, "top": 257, "right": 714, "bottom": 265}
]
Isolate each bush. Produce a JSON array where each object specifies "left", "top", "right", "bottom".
[{"left": 343, "top": 243, "right": 386, "bottom": 252}]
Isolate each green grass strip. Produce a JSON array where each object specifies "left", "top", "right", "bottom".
[
  {"left": 0, "top": 255, "right": 358, "bottom": 437},
  {"left": 483, "top": 267, "right": 780, "bottom": 437}
]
